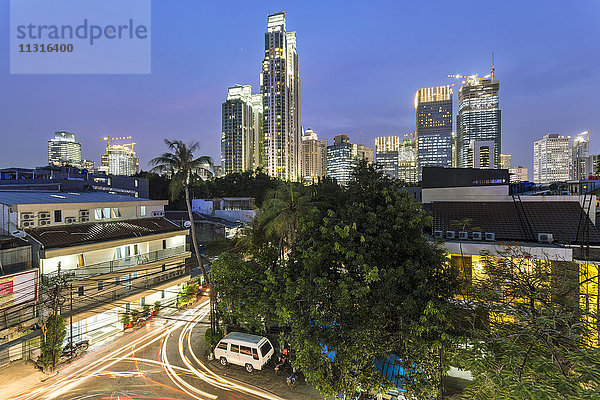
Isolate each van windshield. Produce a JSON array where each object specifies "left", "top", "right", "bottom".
[{"left": 260, "top": 341, "right": 272, "bottom": 357}]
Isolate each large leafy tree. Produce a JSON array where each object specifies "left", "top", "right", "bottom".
[
  {"left": 150, "top": 139, "right": 212, "bottom": 284},
  {"left": 457, "top": 246, "right": 600, "bottom": 399},
  {"left": 260, "top": 182, "right": 315, "bottom": 263},
  {"left": 280, "top": 162, "right": 458, "bottom": 398}
]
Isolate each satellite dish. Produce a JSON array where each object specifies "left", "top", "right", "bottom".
[{"left": 184, "top": 220, "right": 192, "bottom": 228}]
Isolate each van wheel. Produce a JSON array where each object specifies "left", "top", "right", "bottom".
[
  {"left": 245, "top": 363, "right": 254, "bottom": 373},
  {"left": 220, "top": 357, "right": 227, "bottom": 366}
]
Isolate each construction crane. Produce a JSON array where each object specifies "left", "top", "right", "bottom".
[
  {"left": 448, "top": 52, "right": 496, "bottom": 85},
  {"left": 101, "top": 135, "right": 133, "bottom": 152}
]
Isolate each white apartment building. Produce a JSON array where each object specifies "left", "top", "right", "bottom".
[{"left": 533, "top": 133, "right": 571, "bottom": 183}]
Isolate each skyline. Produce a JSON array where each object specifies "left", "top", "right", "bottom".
[{"left": 1, "top": 0, "right": 599, "bottom": 173}]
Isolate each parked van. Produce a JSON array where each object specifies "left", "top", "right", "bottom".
[{"left": 214, "top": 332, "right": 274, "bottom": 372}]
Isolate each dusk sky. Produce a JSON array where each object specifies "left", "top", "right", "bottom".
[{"left": 1, "top": 0, "right": 599, "bottom": 175}]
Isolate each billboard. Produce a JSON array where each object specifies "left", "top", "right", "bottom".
[{"left": 0, "top": 270, "right": 38, "bottom": 311}]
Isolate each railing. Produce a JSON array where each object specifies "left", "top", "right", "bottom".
[{"left": 44, "top": 244, "right": 190, "bottom": 282}]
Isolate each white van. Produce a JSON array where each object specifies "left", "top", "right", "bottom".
[{"left": 214, "top": 332, "right": 274, "bottom": 372}]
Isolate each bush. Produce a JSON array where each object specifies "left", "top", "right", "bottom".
[
  {"left": 38, "top": 315, "right": 66, "bottom": 368},
  {"left": 204, "top": 327, "right": 224, "bottom": 348}
]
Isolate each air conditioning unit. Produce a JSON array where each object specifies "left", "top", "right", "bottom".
[
  {"left": 484, "top": 232, "right": 495, "bottom": 241},
  {"left": 79, "top": 210, "right": 90, "bottom": 217},
  {"left": 22, "top": 220, "right": 35, "bottom": 228},
  {"left": 80, "top": 217, "right": 90, "bottom": 223},
  {"left": 459, "top": 231, "right": 469, "bottom": 240},
  {"left": 39, "top": 219, "right": 51, "bottom": 226},
  {"left": 152, "top": 211, "right": 165, "bottom": 217},
  {"left": 446, "top": 231, "right": 456, "bottom": 240},
  {"left": 21, "top": 213, "right": 34, "bottom": 220},
  {"left": 65, "top": 217, "right": 77, "bottom": 224},
  {"left": 433, "top": 230, "right": 443, "bottom": 239},
  {"left": 472, "top": 232, "right": 483, "bottom": 240},
  {"left": 537, "top": 233, "right": 554, "bottom": 243},
  {"left": 38, "top": 212, "right": 51, "bottom": 219}
]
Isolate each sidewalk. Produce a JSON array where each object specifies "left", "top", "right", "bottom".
[{"left": 0, "top": 359, "right": 48, "bottom": 400}]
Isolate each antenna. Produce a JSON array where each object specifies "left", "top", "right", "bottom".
[{"left": 491, "top": 51, "right": 495, "bottom": 83}]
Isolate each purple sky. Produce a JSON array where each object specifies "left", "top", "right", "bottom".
[{"left": 1, "top": 0, "right": 599, "bottom": 176}]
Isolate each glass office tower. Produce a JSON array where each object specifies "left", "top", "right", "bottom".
[
  {"left": 415, "top": 86, "right": 453, "bottom": 180},
  {"left": 457, "top": 78, "right": 501, "bottom": 169}
]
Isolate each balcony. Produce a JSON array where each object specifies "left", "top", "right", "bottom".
[{"left": 43, "top": 244, "right": 190, "bottom": 282}]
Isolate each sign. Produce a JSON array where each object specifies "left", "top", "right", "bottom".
[
  {"left": 0, "top": 270, "right": 38, "bottom": 311},
  {"left": 41, "top": 324, "right": 47, "bottom": 335}
]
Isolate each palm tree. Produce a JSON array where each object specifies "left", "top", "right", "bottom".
[
  {"left": 260, "top": 182, "right": 314, "bottom": 263},
  {"left": 150, "top": 139, "right": 212, "bottom": 285}
]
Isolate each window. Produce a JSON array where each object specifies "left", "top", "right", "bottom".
[
  {"left": 162, "top": 264, "right": 166, "bottom": 272},
  {"left": 77, "top": 286, "right": 84, "bottom": 297},
  {"left": 123, "top": 274, "right": 131, "bottom": 290},
  {"left": 230, "top": 344, "right": 239, "bottom": 353},
  {"left": 125, "top": 246, "right": 131, "bottom": 257},
  {"left": 217, "top": 342, "right": 228, "bottom": 350},
  {"left": 133, "top": 244, "right": 139, "bottom": 255},
  {"left": 103, "top": 208, "right": 110, "bottom": 218},
  {"left": 240, "top": 346, "right": 253, "bottom": 357},
  {"left": 115, "top": 247, "right": 122, "bottom": 259},
  {"left": 140, "top": 206, "right": 146, "bottom": 216},
  {"left": 141, "top": 297, "right": 145, "bottom": 307},
  {"left": 115, "top": 276, "right": 120, "bottom": 285},
  {"left": 252, "top": 348, "right": 259, "bottom": 360},
  {"left": 77, "top": 254, "right": 85, "bottom": 267},
  {"left": 54, "top": 210, "right": 62, "bottom": 223},
  {"left": 125, "top": 302, "right": 130, "bottom": 312},
  {"left": 135, "top": 179, "right": 139, "bottom": 187},
  {"left": 161, "top": 290, "right": 165, "bottom": 299},
  {"left": 260, "top": 341, "right": 272, "bottom": 357},
  {"left": 111, "top": 208, "right": 121, "bottom": 218},
  {"left": 98, "top": 281, "right": 104, "bottom": 291},
  {"left": 95, "top": 209, "right": 103, "bottom": 220},
  {"left": 162, "top": 239, "right": 167, "bottom": 250}
]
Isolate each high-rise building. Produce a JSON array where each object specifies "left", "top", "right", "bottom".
[
  {"left": 456, "top": 75, "right": 501, "bottom": 169},
  {"left": 471, "top": 140, "right": 496, "bottom": 169},
  {"left": 327, "top": 134, "right": 357, "bottom": 186},
  {"left": 375, "top": 134, "right": 417, "bottom": 183},
  {"left": 99, "top": 136, "right": 139, "bottom": 176},
  {"left": 356, "top": 143, "right": 374, "bottom": 164},
  {"left": 300, "top": 128, "right": 327, "bottom": 184},
  {"left": 261, "top": 11, "right": 301, "bottom": 181},
  {"left": 81, "top": 160, "right": 95, "bottom": 172},
  {"left": 500, "top": 153, "right": 512, "bottom": 169},
  {"left": 221, "top": 85, "right": 263, "bottom": 175},
  {"left": 48, "top": 131, "right": 82, "bottom": 168},
  {"left": 533, "top": 133, "right": 571, "bottom": 183},
  {"left": 415, "top": 85, "right": 453, "bottom": 179},
  {"left": 571, "top": 130, "right": 591, "bottom": 180},
  {"left": 509, "top": 166, "right": 529, "bottom": 183}
]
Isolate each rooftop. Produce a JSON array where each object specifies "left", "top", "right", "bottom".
[
  {"left": 432, "top": 201, "right": 600, "bottom": 245},
  {"left": 26, "top": 217, "right": 183, "bottom": 248},
  {"left": 222, "top": 332, "right": 266, "bottom": 345},
  {"left": 0, "top": 191, "right": 152, "bottom": 205}
]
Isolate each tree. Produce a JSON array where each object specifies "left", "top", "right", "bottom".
[
  {"left": 457, "top": 246, "right": 600, "bottom": 399},
  {"left": 39, "top": 314, "right": 66, "bottom": 368},
  {"left": 260, "top": 182, "right": 315, "bottom": 263},
  {"left": 150, "top": 139, "right": 212, "bottom": 284},
  {"left": 280, "top": 162, "right": 458, "bottom": 398}
]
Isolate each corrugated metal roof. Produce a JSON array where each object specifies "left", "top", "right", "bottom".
[
  {"left": 0, "top": 191, "right": 151, "bottom": 205},
  {"left": 26, "top": 217, "right": 182, "bottom": 248},
  {"left": 432, "top": 201, "right": 600, "bottom": 245}
]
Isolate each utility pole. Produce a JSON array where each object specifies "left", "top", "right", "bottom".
[
  {"left": 51, "top": 262, "right": 61, "bottom": 371},
  {"left": 69, "top": 282, "right": 73, "bottom": 359}
]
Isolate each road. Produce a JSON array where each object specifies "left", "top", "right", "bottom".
[{"left": 9, "top": 300, "right": 284, "bottom": 400}]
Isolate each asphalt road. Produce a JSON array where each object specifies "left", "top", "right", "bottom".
[{"left": 9, "top": 300, "right": 285, "bottom": 400}]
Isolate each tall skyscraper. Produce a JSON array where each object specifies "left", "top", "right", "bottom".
[
  {"left": 415, "top": 86, "right": 453, "bottom": 179},
  {"left": 500, "top": 153, "right": 512, "bottom": 169},
  {"left": 221, "top": 85, "right": 263, "bottom": 175},
  {"left": 300, "top": 128, "right": 327, "bottom": 184},
  {"left": 456, "top": 74, "right": 501, "bottom": 169},
  {"left": 261, "top": 11, "right": 301, "bottom": 181},
  {"left": 571, "top": 130, "right": 591, "bottom": 180},
  {"left": 533, "top": 133, "right": 571, "bottom": 183},
  {"left": 48, "top": 131, "right": 82, "bottom": 168},
  {"left": 99, "top": 136, "right": 139, "bottom": 176},
  {"left": 327, "top": 134, "right": 357, "bottom": 186},
  {"left": 375, "top": 134, "right": 417, "bottom": 183}
]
